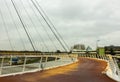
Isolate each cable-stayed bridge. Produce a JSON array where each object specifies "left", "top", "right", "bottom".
[
  {"left": 0, "top": 53, "right": 120, "bottom": 82},
  {"left": 0, "top": 0, "right": 120, "bottom": 82}
]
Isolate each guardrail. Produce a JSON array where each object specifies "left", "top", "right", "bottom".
[
  {"left": 78, "top": 53, "right": 120, "bottom": 82},
  {"left": 0, "top": 53, "right": 78, "bottom": 77}
]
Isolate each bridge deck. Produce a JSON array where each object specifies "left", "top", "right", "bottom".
[{"left": 0, "top": 58, "right": 116, "bottom": 82}]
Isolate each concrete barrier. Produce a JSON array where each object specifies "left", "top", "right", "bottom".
[{"left": 105, "top": 62, "right": 120, "bottom": 82}]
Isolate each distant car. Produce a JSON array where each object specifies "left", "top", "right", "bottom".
[{"left": 9, "top": 57, "right": 19, "bottom": 65}]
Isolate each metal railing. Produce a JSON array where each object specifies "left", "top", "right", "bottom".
[
  {"left": 78, "top": 53, "right": 120, "bottom": 80},
  {"left": 0, "top": 53, "right": 78, "bottom": 77}
]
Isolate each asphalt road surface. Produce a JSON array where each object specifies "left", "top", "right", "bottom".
[{"left": 0, "top": 58, "right": 116, "bottom": 82}]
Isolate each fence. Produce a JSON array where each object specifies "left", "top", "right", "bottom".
[
  {"left": 0, "top": 53, "right": 78, "bottom": 77},
  {"left": 78, "top": 53, "right": 120, "bottom": 81},
  {"left": 1, "top": 53, "right": 119, "bottom": 81}
]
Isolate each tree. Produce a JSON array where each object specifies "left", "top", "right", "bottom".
[
  {"left": 110, "top": 46, "right": 115, "bottom": 55},
  {"left": 56, "top": 50, "right": 61, "bottom": 53}
]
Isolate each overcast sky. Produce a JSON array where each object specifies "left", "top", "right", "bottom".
[{"left": 0, "top": 0, "right": 120, "bottom": 51}]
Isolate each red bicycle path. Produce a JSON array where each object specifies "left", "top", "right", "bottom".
[{"left": 0, "top": 57, "right": 116, "bottom": 82}]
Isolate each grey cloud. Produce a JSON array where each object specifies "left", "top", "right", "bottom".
[{"left": 0, "top": 0, "right": 120, "bottom": 51}]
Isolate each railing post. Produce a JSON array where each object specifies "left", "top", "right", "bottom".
[
  {"left": 0, "top": 57, "right": 4, "bottom": 75},
  {"left": 45, "top": 56, "right": 48, "bottom": 62},
  {"left": 55, "top": 55, "right": 58, "bottom": 61},
  {"left": 39, "top": 55, "right": 43, "bottom": 70},
  {"left": 108, "top": 55, "right": 115, "bottom": 74},
  {"left": 113, "top": 58, "right": 120, "bottom": 77},
  {"left": 10, "top": 55, "right": 12, "bottom": 66},
  {"left": 23, "top": 56, "right": 27, "bottom": 72},
  {"left": 44, "top": 56, "right": 48, "bottom": 68},
  {"left": 96, "top": 54, "right": 98, "bottom": 59}
]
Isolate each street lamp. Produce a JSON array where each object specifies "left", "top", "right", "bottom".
[{"left": 96, "top": 40, "right": 100, "bottom": 49}]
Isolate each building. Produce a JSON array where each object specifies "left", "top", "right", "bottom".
[
  {"left": 86, "top": 46, "right": 92, "bottom": 51},
  {"left": 105, "top": 45, "right": 120, "bottom": 55},
  {"left": 71, "top": 44, "right": 86, "bottom": 53},
  {"left": 97, "top": 47, "right": 105, "bottom": 55},
  {"left": 71, "top": 44, "right": 96, "bottom": 54}
]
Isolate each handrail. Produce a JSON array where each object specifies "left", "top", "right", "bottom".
[
  {"left": 78, "top": 53, "right": 120, "bottom": 81},
  {"left": 0, "top": 53, "right": 78, "bottom": 77}
]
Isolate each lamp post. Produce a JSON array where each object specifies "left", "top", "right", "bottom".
[
  {"left": 96, "top": 40, "right": 100, "bottom": 56},
  {"left": 96, "top": 40, "right": 100, "bottom": 49}
]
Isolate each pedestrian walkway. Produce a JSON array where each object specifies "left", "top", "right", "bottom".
[{"left": 0, "top": 58, "right": 116, "bottom": 82}]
